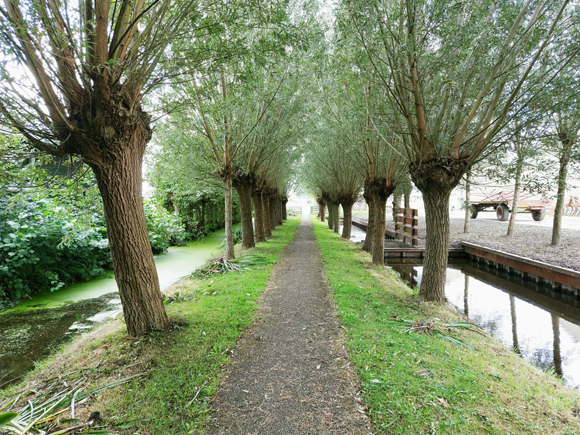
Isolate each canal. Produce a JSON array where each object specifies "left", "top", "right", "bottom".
[
  {"left": 344, "top": 224, "right": 580, "bottom": 389},
  {"left": 0, "top": 225, "right": 238, "bottom": 388}
]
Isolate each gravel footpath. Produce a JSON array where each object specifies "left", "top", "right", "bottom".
[
  {"left": 206, "top": 216, "right": 371, "bottom": 435},
  {"left": 385, "top": 217, "right": 580, "bottom": 272}
]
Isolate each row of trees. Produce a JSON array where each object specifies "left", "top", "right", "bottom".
[
  {"left": 306, "top": 0, "right": 580, "bottom": 304},
  {"left": 0, "top": 0, "right": 314, "bottom": 336}
]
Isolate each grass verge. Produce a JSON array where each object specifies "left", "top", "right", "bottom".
[
  {"left": 0, "top": 217, "right": 300, "bottom": 435},
  {"left": 312, "top": 216, "right": 580, "bottom": 435}
]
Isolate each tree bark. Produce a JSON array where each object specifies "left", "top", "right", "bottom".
[
  {"left": 507, "top": 156, "right": 523, "bottom": 236},
  {"left": 91, "top": 141, "right": 169, "bottom": 337},
  {"left": 404, "top": 192, "right": 411, "bottom": 209},
  {"left": 327, "top": 202, "right": 334, "bottom": 229},
  {"left": 223, "top": 174, "right": 235, "bottom": 259},
  {"left": 233, "top": 182, "right": 255, "bottom": 249},
  {"left": 371, "top": 194, "right": 387, "bottom": 265},
  {"left": 464, "top": 171, "right": 471, "bottom": 233},
  {"left": 276, "top": 196, "right": 283, "bottom": 225},
  {"left": 320, "top": 203, "right": 326, "bottom": 222},
  {"left": 252, "top": 191, "right": 266, "bottom": 243},
  {"left": 551, "top": 155, "right": 569, "bottom": 245},
  {"left": 332, "top": 202, "right": 340, "bottom": 233},
  {"left": 410, "top": 158, "right": 467, "bottom": 303},
  {"left": 419, "top": 187, "right": 451, "bottom": 302},
  {"left": 262, "top": 191, "right": 272, "bottom": 237},
  {"left": 282, "top": 198, "right": 288, "bottom": 221},
  {"left": 392, "top": 193, "right": 402, "bottom": 222},
  {"left": 340, "top": 199, "right": 355, "bottom": 239},
  {"left": 362, "top": 192, "right": 375, "bottom": 253}
]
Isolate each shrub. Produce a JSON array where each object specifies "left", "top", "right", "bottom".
[
  {"left": 0, "top": 198, "right": 112, "bottom": 301},
  {"left": 143, "top": 200, "right": 188, "bottom": 254}
]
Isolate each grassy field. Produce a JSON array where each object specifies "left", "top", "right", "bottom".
[
  {"left": 0, "top": 217, "right": 300, "bottom": 435},
  {"left": 312, "top": 216, "right": 580, "bottom": 435}
]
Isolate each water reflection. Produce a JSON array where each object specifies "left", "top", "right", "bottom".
[{"left": 388, "top": 258, "right": 580, "bottom": 389}]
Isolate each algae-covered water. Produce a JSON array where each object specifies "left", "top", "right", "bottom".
[{"left": 0, "top": 226, "right": 237, "bottom": 388}]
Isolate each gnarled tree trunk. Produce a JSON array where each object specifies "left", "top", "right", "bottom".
[
  {"left": 411, "top": 158, "right": 467, "bottom": 303},
  {"left": 332, "top": 202, "right": 340, "bottom": 233},
  {"left": 362, "top": 188, "right": 375, "bottom": 253},
  {"left": 90, "top": 130, "right": 169, "bottom": 337},
  {"left": 327, "top": 202, "right": 334, "bottom": 229},
  {"left": 340, "top": 196, "right": 356, "bottom": 239},
  {"left": 252, "top": 190, "right": 266, "bottom": 243},
  {"left": 368, "top": 179, "right": 393, "bottom": 266},
  {"left": 269, "top": 191, "right": 277, "bottom": 231},
  {"left": 233, "top": 178, "right": 255, "bottom": 249},
  {"left": 320, "top": 203, "right": 326, "bottom": 222}
]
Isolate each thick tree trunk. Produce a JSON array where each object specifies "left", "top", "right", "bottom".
[
  {"left": 340, "top": 200, "right": 354, "bottom": 239},
  {"left": 223, "top": 174, "right": 235, "bottom": 259},
  {"left": 252, "top": 191, "right": 266, "bottom": 243},
  {"left": 282, "top": 198, "right": 288, "bottom": 220},
  {"left": 332, "top": 202, "right": 340, "bottom": 233},
  {"left": 551, "top": 156, "right": 569, "bottom": 245},
  {"left": 327, "top": 202, "right": 334, "bottom": 229},
  {"left": 320, "top": 204, "right": 326, "bottom": 222},
  {"left": 411, "top": 158, "right": 467, "bottom": 303},
  {"left": 262, "top": 191, "right": 272, "bottom": 237},
  {"left": 234, "top": 182, "right": 255, "bottom": 249},
  {"left": 91, "top": 144, "right": 169, "bottom": 337},
  {"left": 392, "top": 193, "right": 402, "bottom": 222},
  {"left": 371, "top": 194, "right": 387, "bottom": 265},
  {"left": 362, "top": 193, "right": 375, "bottom": 253},
  {"left": 507, "top": 160, "right": 523, "bottom": 236},
  {"left": 464, "top": 171, "right": 471, "bottom": 233},
  {"left": 419, "top": 187, "right": 451, "bottom": 302}
]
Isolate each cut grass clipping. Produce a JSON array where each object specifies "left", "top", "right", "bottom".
[
  {"left": 0, "top": 217, "right": 300, "bottom": 435},
  {"left": 312, "top": 216, "right": 580, "bottom": 435}
]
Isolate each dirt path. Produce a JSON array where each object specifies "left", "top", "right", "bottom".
[{"left": 205, "top": 216, "right": 371, "bottom": 435}]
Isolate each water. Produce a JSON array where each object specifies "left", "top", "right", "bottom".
[
  {"left": 389, "top": 258, "right": 580, "bottom": 390},
  {"left": 0, "top": 225, "right": 238, "bottom": 388}
]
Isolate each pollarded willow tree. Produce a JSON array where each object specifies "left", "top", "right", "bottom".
[
  {"left": 341, "top": 0, "right": 579, "bottom": 302},
  {"left": 0, "top": 0, "right": 221, "bottom": 336}
]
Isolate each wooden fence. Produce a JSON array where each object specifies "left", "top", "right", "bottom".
[{"left": 394, "top": 208, "right": 419, "bottom": 247}]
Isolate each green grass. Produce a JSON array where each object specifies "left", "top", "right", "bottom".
[
  {"left": 312, "top": 216, "right": 580, "bottom": 435},
  {"left": 1, "top": 217, "right": 300, "bottom": 435}
]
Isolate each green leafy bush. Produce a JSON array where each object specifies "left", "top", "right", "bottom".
[
  {"left": 0, "top": 198, "right": 112, "bottom": 301},
  {"left": 143, "top": 200, "right": 188, "bottom": 254}
]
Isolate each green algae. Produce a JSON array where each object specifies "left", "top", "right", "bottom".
[
  {"left": 0, "top": 225, "right": 239, "bottom": 388},
  {"left": 1, "top": 225, "right": 238, "bottom": 314}
]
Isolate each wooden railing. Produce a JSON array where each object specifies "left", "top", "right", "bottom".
[{"left": 395, "top": 208, "right": 419, "bottom": 247}]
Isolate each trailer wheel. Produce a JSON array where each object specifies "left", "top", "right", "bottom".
[
  {"left": 496, "top": 203, "right": 509, "bottom": 221},
  {"left": 532, "top": 208, "right": 546, "bottom": 221},
  {"left": 470, "top": 205, "right": 479, "bottom": 219}
]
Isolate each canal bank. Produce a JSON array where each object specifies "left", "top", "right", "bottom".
[
  {"left": 0, "top": 225, "right": 239, "bottom": 388},
  {"left": 315, "top": 218, "right": 580, "bottom": 434}
]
